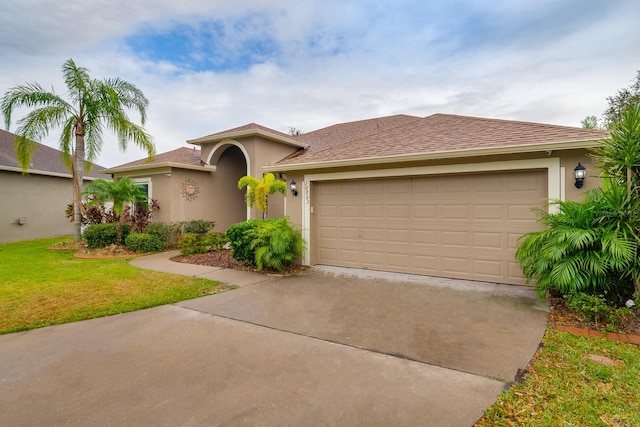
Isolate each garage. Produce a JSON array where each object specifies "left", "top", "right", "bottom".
[{"left": 314, "top": 170, "right": 547, "bottom": 285}]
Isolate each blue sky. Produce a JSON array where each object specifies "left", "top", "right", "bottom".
[{"left": 1, "top": 0, "right": 639, "bottom": 167}]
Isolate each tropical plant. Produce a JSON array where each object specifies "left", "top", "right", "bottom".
[
  {"left": 249, "top": 218, "right": 305, "bottom": 272},
  {"left": 237, "top": 172, "right": 286, "bottom": 218},
  {"left": 83, "top": 177, "right": 149, "bottom": 241},
  {"left": 516, "top": 184, "right": 640, "bottom": 301},
  {"left": 1, "top": 58, "right": 155, "bottom": 241},
  {"left": 590, "top": 104, "right": 640, "bottom": 199},
  {"left": 226, "top": 220, "right": 261, "bottom": 263},
  {"left": 83, "top": 177, "right": 149, "bottom": 218}
]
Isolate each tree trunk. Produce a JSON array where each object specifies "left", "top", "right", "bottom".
[{"left": 73, "top": 121, "right": 85, "bottom": 241}]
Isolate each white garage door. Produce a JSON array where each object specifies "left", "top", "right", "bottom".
[{"left": 314, "top": 170, "right": 547, "bottom": 285}]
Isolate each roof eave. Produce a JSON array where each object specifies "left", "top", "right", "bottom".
[
  {"left": 265, "top": 139, "right": 601, "bottom": 172},
  {"left": 0, "top": 165, "right": 104, "bottom": 180},
  {"left": 187, "top": 129, "right": 309, "bottom": 149},
  {"left": 104, "top": 162, "right": 217, "bottom": 175}
]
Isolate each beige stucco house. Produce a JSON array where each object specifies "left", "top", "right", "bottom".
[
  {"left": 0, "top": 129, "right": 108, "bottom": 243},
  {"left": 105, "top": 113, "right": 609, "bottom": 286}
]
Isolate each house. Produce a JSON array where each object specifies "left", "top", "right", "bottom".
[
  {"left": 0, "top": 129, "right": 108, "bottom": 243},
  {"left": 105, "top": 113, "right": 609, "bottom": 285}
]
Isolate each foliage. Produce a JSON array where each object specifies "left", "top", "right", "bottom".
[
  {"left": 237, "top": 172, "right": 286, "bottom": 218},
  {"left": 516, "top": 185, "right": 640, "bottom": 301},
  {"left": 566, "top": 293, "right": 616, "bottom": 327},
  {"left": 226, "top": 220, "right": 261, "bottom": 263},
  {"left": 178, "top": 231, "right": 229, "bottom": 256},
  {"left": 591, "top": 103, "right": 640, "bottom": 198},
  {"left": 83, "top": 177, "right": 149, "bottom": 219},
  {"left": 603, "top": 70, "right": 640, "bottom": 127},
  {"left": 124, "top": 233, "right": 164, "bottom": 253},
  {"left": 181, "top": 219, "right": 216, "bottom": 235},
  {"left": 144, "top": 222, "right": 182, "bottom": 249},
  {"left": 0, "top": 237, "right": 231, "bottom": 334},
  {"left": 1, "top": 58, "right": 155, "bottom": 241},
  {"left": 66, "top": 198, "right": 117, "bottom": 225},
  {"left": 83, "top": 223, "right": 131, "bottom": 248},
  {"left": 122, "top": 198, "right": 159, "bottom": 233},
  {"left": 581, "top": 115, "right": 601, "bottom": 129},
  {"left": 518, "top": 105, "right": 640, "bottom": 300},
  {"left": 478, "top": 329, "right": 640, "bottom": 426},
  {"left": 248, "top": 218, "right": 305, "bottom": 272}
]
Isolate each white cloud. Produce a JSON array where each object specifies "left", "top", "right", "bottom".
[{"left": 1, "top": 1, "right": 639, "bottom": 167}]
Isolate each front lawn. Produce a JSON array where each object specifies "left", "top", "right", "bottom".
[
  {"left": 477, "top": 329, "right": 640, "bottom": 426},
  {"left": 0, "top": 237, "right": 232, "bottom": 334}
]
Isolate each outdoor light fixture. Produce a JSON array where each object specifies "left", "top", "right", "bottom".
[
  {"left": 574, "top": 162, "right": 587, "bottom": 188},
  {"left": 290, "top": 180, "right": 298, "bottom": 197}
]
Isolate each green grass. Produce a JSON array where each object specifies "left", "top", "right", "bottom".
[
  {"left": 477, "top": 328, "right": 640, "bottom": 426},
  {"left": 0, "top": 237, "right": 233, "bottom": 334}
]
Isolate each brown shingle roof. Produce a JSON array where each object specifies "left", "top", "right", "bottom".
[
  {"left": 293, "top": 114, "right": 421, "bottom": 153},
  {"left": 276, "top": 113, "right": 610, "bottom": 166},
  {"left": 112, "top": 146, "right": 202, "bottom": 169},
  {"left": 0, "top": 129, "right": 107, "bottom": 178},
  {"left": 190, "top": 122, "right": 293, "bottom": 142}
]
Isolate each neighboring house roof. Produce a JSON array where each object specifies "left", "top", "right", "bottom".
[
  {"left": 103, "top": 147, "right": 208, "bottom": 174},
  {"left": 0, "top": 129, "right": 108, "bottom": 178},
  {"left": 271, "top": 113, "right": 610, "bottom": 170},
  {"left": 187, "top": 122, "right": 308, "bottom": 149}
]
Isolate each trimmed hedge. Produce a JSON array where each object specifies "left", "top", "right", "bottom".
[
  {"left": 83, "top": 223, "right": 131, "bottom": 248},
  {"left": 125, "top": 233, "right": 165, "bottom": 253}
]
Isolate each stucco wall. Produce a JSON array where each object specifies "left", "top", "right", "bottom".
[{"left": 0, "top": 171, "right": 75, "bottom": 242}]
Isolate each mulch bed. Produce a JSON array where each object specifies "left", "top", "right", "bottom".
[
  {"left": 170, "top": 249, "right": 309, "bottom": 276},
  {"left": 549, "top": 296, "right": 640, "bottom": 340}
]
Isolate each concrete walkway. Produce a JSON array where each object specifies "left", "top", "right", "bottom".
[{"left": 0, "top": 252, "right": 549, "bottom": 426}]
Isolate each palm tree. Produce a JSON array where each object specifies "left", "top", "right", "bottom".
[
  {"left": 1, "top": 58, "right": 155, "bottom": 241},
  {"left": 83, "top": 177, "right": 149, "bottom": 241},
  {"left": 83, "top": 177, "right": 149, "bottom": 218},
  {"left": 237, "top": 172, "right": 286, "bottom": 218}
]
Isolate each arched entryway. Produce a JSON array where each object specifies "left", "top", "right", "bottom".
[{"left": 207, "top": 143, "right": 249, "bottom": 231}]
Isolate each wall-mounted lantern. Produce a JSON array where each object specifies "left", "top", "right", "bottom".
[
  {"left": 574, "top": 163, "right": 587, "bottom": 188},
  {"left": 290, "top": 180, "right": 298, "bottom": 197}
]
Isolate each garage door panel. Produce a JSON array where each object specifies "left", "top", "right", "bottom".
[{"left": 314, "top": 171, "right": 546, "bottom": 285}]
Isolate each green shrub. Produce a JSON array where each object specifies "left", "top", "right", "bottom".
[
  {"left": 182, "top": 220, "right": 215, "bottom": 235},
  {"left": 516, "top": 185, "right": 640, "bottom": 301},
  {"left": 125, "top": 233, "right": 165, "bottom": 253},
  {"left": 226, "top": 220, "right": 261, "bottom": 263},
  {"left": 202, "top": 231, "right": 229, "bottom": 252},
  {"left": 144, "top": 222, "right": 182, "bottom": 249},
  {"left": 178, "top": 231, "right": 228, "bottom": 256},
  {"left": 249, "top": 218, "right": 305, "bottom": 272},
  {"left": 83, "top": 223, "right": 131, "bottom": 248},
  {"left": 178, "top": 233, "right": 201, "bottom": 256}
]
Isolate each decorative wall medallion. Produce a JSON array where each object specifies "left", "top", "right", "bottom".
[{"left": 180, "top": 179, "right": 199, "bottom": 201}]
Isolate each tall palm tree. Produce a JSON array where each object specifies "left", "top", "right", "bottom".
[
  {"left": 1, "top": 58, "right": 155, "bottom": 241},
  {"left": 237, "top": 172, "right": 286, "bottom": 219}
]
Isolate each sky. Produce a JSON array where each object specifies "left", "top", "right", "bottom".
[{"left": 1, "top": 0, "right": 639, "bottom": 168}]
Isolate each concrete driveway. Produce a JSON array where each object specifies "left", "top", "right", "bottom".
[{"left": 0, "top": 266, "right": 548, "bottom": 426}]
